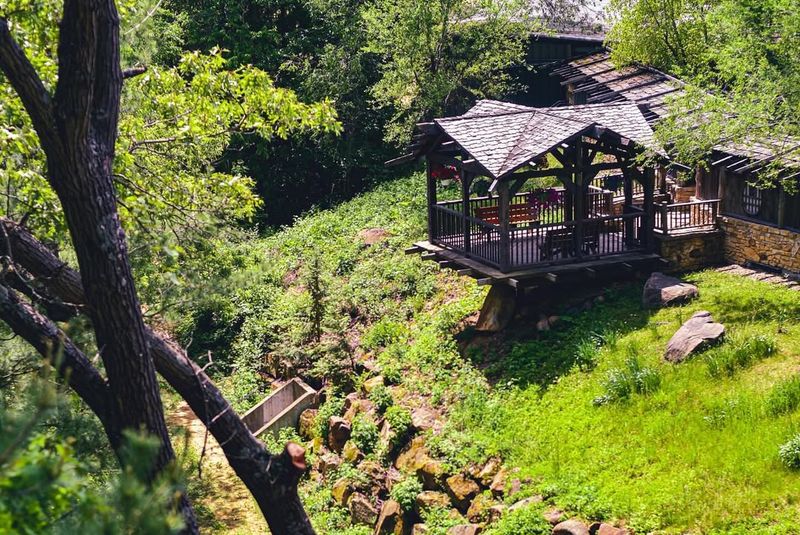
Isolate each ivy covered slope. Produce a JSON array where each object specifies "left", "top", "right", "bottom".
[{"left": 176, "top": 173, "right": 800, "bottom": 534}]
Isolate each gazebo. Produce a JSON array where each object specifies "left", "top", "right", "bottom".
[{"left": 394, "top": 100, "right": 671, "bottom": 280}]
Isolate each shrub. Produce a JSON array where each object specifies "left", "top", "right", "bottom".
[
  {"left": 484, "top": 500, "right": 550, "bottom": 535},
  {"left": 574, "top": 337, "right": 601, "bottom": 371},
  {"left": 368, "top": 384, "right": 394, "bottom": 413},
  {"left": 362, "top": 318, "right": 409, "bottom": 350},
  {"left": 384, "top": 406, "right": 413, "bottom": 448},
  {"left": 705, "top": 333, "right": 777, "bottom": 378},
  {"left": 766, "top": 377, "right": 800, "bottom": 417},
  {"left": 594, "top": 356, "right": 661, "bottom": 406},
  {"left": 350, "top": 415, "right": 380, "bottom": 455},
  {"left": 779, "top": 434, "right": 800, "bottom": 469},
  {"left": 389, "top": 476, "right": 423, "bottom": 511},
  {"left": 315, "top": 396, "right": 345, "bottom": 439}
]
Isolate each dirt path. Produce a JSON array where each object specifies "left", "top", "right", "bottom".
[
  {"left": 716, "top": 264, "right": 800, "bottom": 290},
  {"left": 170, "top": 402, "right": 267, "bottom": 533}
]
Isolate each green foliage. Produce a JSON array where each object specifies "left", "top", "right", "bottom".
[
  {"left": 362, "top": 0, "right": 530, "bottom": 142},
  {"left": 765, "top": 376, "right": 800, "bottom": 417},
  {"left": 389, "top": 476, "right": 422, "bottom": 512},
  {"left": 483, "top": 500, "right": 550, "bottom": 535},
  {"left": 362, "top": 318, "right": 409, "bottom": 351},
  {"left": 368, "top": 384, "right": 394, "bottom": 413},
  {"left": 593, "top": 354, "right": 662, "bottom": 406},
  {"left": 304, "top": 254, "right": 327, "bottom": 343},
  {"left": 350, "top": 415, "right": 379, "bottom": 456},
  {"left": 778, "top": 434, "right": 800, "bottom": 470},
  {"left": 384, "top": 405, "right": 413, "bottom": 449},
  {"left": 704, "top": 333, "right": 777, "bottom": 378},
  {"left": 315, "top": 396, "right": 346, "bottom": 440}
]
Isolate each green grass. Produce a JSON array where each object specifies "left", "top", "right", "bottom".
[
  {"left": 444, "top": 272, "right": 800, "bottom": 533},
  {"left": 178, "top": 171, "right": 800, "bottom": 533}
]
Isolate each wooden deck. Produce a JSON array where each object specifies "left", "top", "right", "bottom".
[{"left": 409, "top": 240, "right": 664, "bottom": 287}]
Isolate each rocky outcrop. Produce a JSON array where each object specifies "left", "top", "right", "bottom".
[
  {"left": 447, "top": 525, "right": 482, "bottom": 535},
  {"left": 298, "top": 408, "right": 317, "bottom": 440},
  {"left": 664, "top": 310, "right": 725, "bottom": 363},
  {"left": 476, "top": 284, "right": 517, "bottom": 332},
  {"left": 642, "top": 272, "right": 699, "bottom": 309},
  {"left": 589, "top": 523, "right": 629, "bottom": 535}
]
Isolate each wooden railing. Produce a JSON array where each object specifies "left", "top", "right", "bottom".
[
  {"left": 508, "top": 212, "right": 643, "bottom": 268},
  {"left": 654, "top": 199, "right": 720, "bottom": 235}
]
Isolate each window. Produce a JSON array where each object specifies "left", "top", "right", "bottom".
[{"left": 742, "top": 184, "right": 762, "bottom": 216}]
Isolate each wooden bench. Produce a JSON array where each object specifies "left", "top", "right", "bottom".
[
  {"left": 539, "top": 227, "right": 600, "bottom": 260},
  {"left": 475, "top": 203, "right": 537, "bottom": 225}
]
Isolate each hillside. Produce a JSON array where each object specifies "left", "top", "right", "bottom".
[{"left": 175, "top": 173, "right": 800, "bottom": 534}]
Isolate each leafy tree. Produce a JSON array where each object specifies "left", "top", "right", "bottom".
[
  {"left": 362, "top": 0, "right": 531, "bottom": 143},
  {"left": 608, "top": 0, "right": 800, "bottom": 190}
]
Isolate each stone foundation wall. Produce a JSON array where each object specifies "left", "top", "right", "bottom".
[
  {"left": 719, "top": 216, "right": 800, "bottom": 273},
  {"left": 655, "top": 230, "right": 725, "bottom": 272}
]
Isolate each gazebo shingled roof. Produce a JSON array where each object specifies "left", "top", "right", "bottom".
[{"left": 431, "top": 99, "right": 662, "bottom": 180}]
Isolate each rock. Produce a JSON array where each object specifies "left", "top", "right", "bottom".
[
  {"left": 476, "top": 284, "right": 517, "bottom": 332},
  {"left": 664, "top": 310, "right": 725, "bottom": 363},
  {"left": 417, "top": 458, "right": 446, "bottom": 490},
  {"left": 414, "top": 491, "right": 452, "bottom": 515},
  {"left": 411, "top": 525, "right": 429, "bottom": 534},
  {"left": 489, "top": 468, "right": 507, "bottom": 496},
  {"left": 342, "top": 440, "right": 364, "bottom": 464},
  {"left": 487, "top": 504, "right": 505, "bottom": 524},
  {"left": 328, "top": 416, "right": 351, "bottom": 452},
  {"left": 543, "top": 508, "right": 565, "bottom": 526},
  {"left": 358, "top": 227, "right": 390, "bottom": 245},
  {"left": 396, "top": 436, "right": 428, "bottom": 473},
  {"left": 298, "top": 408, "right": 318, "bottom": 440},
  {"left": 316, "top": 452, "right": 341, "bottom": 476},
  {"left": 642, "top": 272, "right": 699, "bottom": 309},
  {"left": 589, "top": 523, "right": 629, "bottom": 535},
  {"left": 447, "top": 525, "right": 482, "bottom": 535},
  {"left": 375, "top": 499, "right": 405, "bottom": 534},
  {"left": 444, "top": 474, "right": 480, "bottom": 511},
  {"left": 348, "top": 492, "right": 378, "bottom": 525},
  {"left": 363, "top": 375, "right": 385, "bottom": 394},
  {"left": 508, "top": 478, "right": 522, "bottom": 497},
  {"left": 331, "top": 477, "right": 353, "bottom": 507},
  {"left": 344, "top": 397, "right": 377, "bottom": 423},
  {"left": 411, "top": 407, "right": 438, "bottom": 432},
  {"left": 553, "top": 519, "right": 590, "bottom": 535},
  {"left": 508, "top": 495, "right": 543, "bottom": 512},
  {"left": 466, "top": 493, "right": 495, "bottom": 523},
  {"left": 476, "top": 458, "right": 502, "bottom": 487}
]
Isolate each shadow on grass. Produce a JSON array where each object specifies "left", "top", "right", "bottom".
[{"left": 456, "top": 281, "right": 652, "bottom": 390}]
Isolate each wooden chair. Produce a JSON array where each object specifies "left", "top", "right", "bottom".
[{"left": 539, "top": 226, "right": 600, "bottom": 260}]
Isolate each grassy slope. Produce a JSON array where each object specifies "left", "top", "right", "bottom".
[{"left": 182, "top": 172, "right": 800, "bottom": 533}]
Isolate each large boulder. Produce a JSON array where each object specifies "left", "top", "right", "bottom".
[
  {"left": 476, "top": 458, "right": 502, "bottom": 487},
  {"left": 642, "top": 272, "right": 699, "bottom": 309},
  {"left": 411, "top": 407, "right": 438, "bottom": 432},
  {"left": 342, "top": 440, "right": 364, "bottom": 464},
  {"left": 466, "top": 493, "right": 495, "bottom": 523},
  {"left": 417, "top": 458, "right": 446, "bottom": 490},
  {"left": 411, "top": 525, "right": 429, "bottom": 534},
  {"left": 489, "top": 468, "right": 507, "bottom": 496},
  {"left": 508, "top": 495, "right": 543, "bottom": 513},
  {"left": 298, "top": 408, "right": 318, "bottom": 440},
  {"left": 363, "top": 375, "right": 386, "bottom": 394},
  {"left": 328, "top": 416, "right": 351, "bottom": 452},
  {"left": 375, "top": 499, "right": 405, "bottom": 535},
  {"left": 349, "top": 492, "right": 379, "bottom": 525},
  {"left": 553, "top": 519, "right": 590, "bottom": 535},
  {"left": 315, "top": 452, "right": 341, "bottom": 476},
  {"left": 444, "top": 474, "right": 480, "bottom": 512},
  {"left": 396, "top": 436, "right": 428, "bottom": 473},
  {"left": 664, "top": 311, "right": 725, "bottom": 363},
  {"left": 476, "top": 284, "right": 517, "bottom": 332},
  {"left": 331, "top": 477, "right": 353, "bottom": 507}
]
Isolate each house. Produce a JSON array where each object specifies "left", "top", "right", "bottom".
[{"left": 550, "top": 51, "right": 800, "bottom": 275}]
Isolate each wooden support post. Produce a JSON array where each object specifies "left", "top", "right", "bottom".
[
  {"left": 498, "top": 181, "right": 511, "bottom": 272},
  {"left": 461, "top": 169, "right": 472, "bottom": 254},
  {"left": 717, "top": 166, "right": 727, "bottom": 212},
  {"left": 778, "top": 186, "right": 787, "bottom": 228},
  {"left": 657, "top": 164, "right": 668, "bottom": 195},
  {"left": 426, "top": 157, "right": 437, "bottom": 241},
  {"left": 574, "top": 137, "right": 586, "bottom": 260},
  {"left": 642, "top": 167, "right": 655, "bottom": 251},
  {"left": 622, "top": 168, "right": 635, "bottom": 244},
  {"left": 694, "top": 164, "right": 704, "bottom": 200}
]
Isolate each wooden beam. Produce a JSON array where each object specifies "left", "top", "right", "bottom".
[
  {"left": 404, "top": 245, "right": 423, "bottom": 255},
  {"left": 456, "top": 268, "right": 475, "bottom": 277},
  {"left": 438, "top": 260, "right": 457, "bottom": 269},
  {"left": 544, "top": 272, "right": 558, "bottom": 283},
  {"left": 583, "top": 267, "right": 596, "bottom": 278},
  {"left": 421, "top": 252, "right": 438, "bottom": 261},
  {"left": 385, "top": 153, "right": 417, "bottom": 167},
  {"left": 476, "top": 277, "right": 495, "bottom": 286}
]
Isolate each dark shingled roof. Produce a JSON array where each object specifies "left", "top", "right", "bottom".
[
  {"left": 433, "top": 99, "right": 662, "bottom": 179},
  {"left": 553, "top": 51, "right": 800, "bottom": 171}
]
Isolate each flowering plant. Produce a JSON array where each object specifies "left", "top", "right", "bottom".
[{"left": 431, "top": 164, "right": 459, "bottom": 181}]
